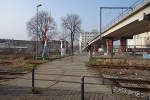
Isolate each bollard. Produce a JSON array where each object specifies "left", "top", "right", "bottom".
[
  {"left": 134, "top": 46, "right": 136, "bottom": 59},
  {"left": 81, "top": 76, "right": 84, "bottom": 100},
  {"left": 32, "top": 67, "right": 34, "bottom": 94},
  {"left": 60, "top": 52, "right": 61, "bottom": 61}
]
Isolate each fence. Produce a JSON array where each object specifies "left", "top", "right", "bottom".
[
  {"left": 90, "top": 45, "right": 150, "bottom": 59},
  {"left": 0, "top": 47, "right": 61, "bottom": 60}
]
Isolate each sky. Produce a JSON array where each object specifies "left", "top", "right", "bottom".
[{"left": 0, "top": 0, "right": 140, "bottom": 41}]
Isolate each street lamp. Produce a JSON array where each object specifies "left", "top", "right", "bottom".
[{"left": 36, "top": 4, "right": 42, "bottom": 60}]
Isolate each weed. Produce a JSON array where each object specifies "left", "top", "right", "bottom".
[
  {"left": 65, "top": 54, "right": 72, "bottom": 57},
  {"left": 1, "top": 80, "right": 7, "bottom": 82},
  {"left": 29, "top": 87, "right": 43, "bottom": 94},
  {"left": 85, "top": 61, "right": 104, "bottom": 66},
  {"left": 98, "top": 69, "right": 124, "bottom": 76},
  {"left": 95, "top": 69, "right": 99, "bottom": 72},
  {"left": 113, "top": 92, "right": 124, "bottom": 95},
  {"left": 34, "top": 88, "right": 43, "bottom": 94},
  {"left": 18, "top": 64, "right": 36, "bottom": 70},
  {"left": 114, "top": 63, "right": 119, "bottom": 65}
]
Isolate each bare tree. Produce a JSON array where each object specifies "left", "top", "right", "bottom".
[
  {"left": 61, "top": 14, "right": 82, "bottom": 55},
  {"left": 26, "top": 11, "right": 57, "bottom": 49}
]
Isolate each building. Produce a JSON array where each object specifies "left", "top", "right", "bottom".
[
  {"left": 0, "top": 39, "right": 66, "bottom": 54},
  {"left": 0, "top": 39, "right": 14, "bottom": 48},
  {"left": 79, "top": 30, "right": 99, "bottom": 52},
  {"left": 127, "top": 31, "right": 150, "bottom": 48}
]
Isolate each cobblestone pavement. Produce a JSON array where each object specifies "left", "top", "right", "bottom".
[
  {"left": 1, "top": 53, "right": 141, "bottom": 99},
  {"left": 0, "top": 86, "right": 139, "bottom": 100}
]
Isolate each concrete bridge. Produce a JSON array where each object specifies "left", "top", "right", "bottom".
[{"left": 83, "top": 0, "right": 150, "bottom": 53}]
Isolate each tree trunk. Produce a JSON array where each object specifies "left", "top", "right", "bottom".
[
  {"left": 71, "top": 45, "right": 73, "bottom": 54},
  {"left": 71, "top": 38, "right": 73, "bottom": 62},
  {"left": 42, "top": 40, "right": 45, "bottom": 49}
]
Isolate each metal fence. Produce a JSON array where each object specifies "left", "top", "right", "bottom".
[
  {"left": 0, "top": 46, "right": 61, "bottom": 60},
  {"left": 90, "top": 45, "right": 150, "bottom": 59}
]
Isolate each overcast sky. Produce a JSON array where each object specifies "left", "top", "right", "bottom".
[{"left": 0, "top": 0, "right": 141, "bottom": 41}]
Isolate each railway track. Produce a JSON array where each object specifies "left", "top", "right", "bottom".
[
  {"left": 0, "top": 71, "right": 27, "bottom": 80},
  {"left": 104, "top": 77, "right": 150, "bottom": 84},
  {"left": 88, "top": 64, "right": 150, "bottom": 98},
  {"left": 0, "top": 61, "right": 44, "bottom": 81},
  {"left": 0, "top": 61, "right": 44, "bottom": 65},
  {"left": 0, "top": 71, "right": 27, "bottom": 75},
  {"left": 0, "top": 62, "right": 13, "bottom": 65},
  {"left": 112, "top": 85, "right": 150, "bottom": 92},
  {"left": 103, "top": 77, "right": 150, "bottom": 98},
  {"left": 88, "top": 64, "right": 150, "bottom": 70}
]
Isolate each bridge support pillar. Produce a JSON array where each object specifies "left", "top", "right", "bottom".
[
  {"left": 107, "top": 39, "right": 113, "bottom": 58},
  {"left": 102, "top": 44, "right": 107, "bottom": 52},
  {"left": 120, "top": 39, "right": 127, "bottom": 53},
  {"left": 120, "top": 37, "right": 133, "bottom": 53},
  {"left": 88, "top": 44, "right": 93, "bottom": 61},
  {"left": 94, "top": 45, "right": 98, "bottom": 52}
]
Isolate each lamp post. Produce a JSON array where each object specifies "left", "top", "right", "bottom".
[{"left": 36, "top": 4, "right": 42, "bottom": 60}]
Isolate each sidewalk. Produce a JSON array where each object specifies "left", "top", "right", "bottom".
[
  {"left": 5, "top": 53, "right": 111, "bottom": 94},
  {"left": 1, "top": 53, "right": 139, "bottom": 99}
]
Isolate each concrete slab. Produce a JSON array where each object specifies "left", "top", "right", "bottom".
[
  {"left": 5, "top": 53, "right": 112, "bottom": 94},
  {"left": 51, "top": 82, "right": 112, "bottom": 94}
]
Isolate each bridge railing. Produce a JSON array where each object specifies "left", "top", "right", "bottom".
[{"left": 101, "top": 0, "right": 147, "bottom": 32}]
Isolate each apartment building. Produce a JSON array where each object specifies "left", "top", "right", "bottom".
[{"left": 79, "top": 30, "right": 99, "bottom": 52}]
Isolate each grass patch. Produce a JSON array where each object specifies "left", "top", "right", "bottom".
[
  {"left": 29, "top": 87, "right": 43, "bottom": 94},
  {"left": 95, "top": 69, "right": 124, "bottom": 76},
  {"left": 113, "top": 92, "right": 124, "bottom": 95},
  {"left": 18, "top": 64, "right": 36, "bottom": 70},
  {"left": 49, "top": 54, "right": 60, "bottom": 58},
  {"left": 1, "top": 80, "right": 7, "bottom": 82},
  {"left": 66, "top": 54, "right": 72, "bottom": 57},
  {"left": 85, "top": 61, "right": 104, "bottom": 66},
  {"left": 0, "top": 54, "right": 14, "bottom": 58},
  {"left": 34, "top": 88, "right": 43, "bottom": 94},
  {"left": 25, "top": 59, "right": 49, "bottom": 64}
]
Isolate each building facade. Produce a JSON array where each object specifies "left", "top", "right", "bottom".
[
  {"left": 79, "top": 30, "right": 99, "bottom": 52},
  {"left": 0, "top": 39, "right": 64, "bottom": 53},
  {"left": 127, "top": 31, "right": 150, "bottom": 48}
]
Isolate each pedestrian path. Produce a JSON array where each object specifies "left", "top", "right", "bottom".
[
  {"left": 1, "top": 53, "right": 140, "bottom": 99},
  {"left": 5, "top": 53, "right": 111, "bottom": 93}
]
